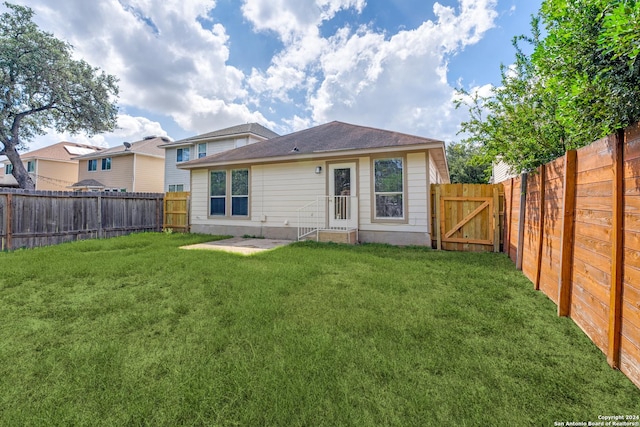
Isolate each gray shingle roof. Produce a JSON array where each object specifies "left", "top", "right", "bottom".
[
  {"left": 163, "top": 123, "right": 279, "bottom": 147},
  {"left": 74, "top": 136, "right": 168, "bottom": 160},
  {"left": 180, "top": 121, "right": 444, "bottom": 167},
  {"left": 70, "top": 179, "right": 105, "bottom": 188}
]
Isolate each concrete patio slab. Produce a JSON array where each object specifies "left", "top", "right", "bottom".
[{"left": 180, "top": 237, "right": 294, "bottom": 255}]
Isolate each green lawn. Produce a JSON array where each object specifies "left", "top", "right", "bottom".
[{"left": 0, "top": 233, "right": 637, "bottom": 426}]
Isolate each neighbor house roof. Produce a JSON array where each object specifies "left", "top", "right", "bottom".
[
  {"left": 74, "top": 136, "right": 169, "bottom": 160},
  {"left": 179, "top": 121, "right": 449, "bottom": 180},
  {"left": 69, "top": 178, "right": 105, "bottom": 189},
  {"left": 2, "top": 141, "right": 103, "bottom": 164},
  {"left": 160, "top": 123, "right": 279, "bottom": 148}
]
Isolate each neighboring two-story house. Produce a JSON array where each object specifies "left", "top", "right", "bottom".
[
  {"left": 71, "top": 136, "right": 168, "bottom": 192},
  {"left": 0, "top": 141, "right": 103, "bottom": 190},
  {"left": 160, "top": 123, "right": 279, "bottom": 192}
]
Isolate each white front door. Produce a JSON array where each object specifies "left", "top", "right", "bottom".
[{"left": 328, "top": 162, "right": 357, "bottom": 229}]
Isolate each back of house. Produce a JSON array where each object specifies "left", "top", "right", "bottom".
[{"left": 179, "top": 121, "right": 449, "bottom": 246}]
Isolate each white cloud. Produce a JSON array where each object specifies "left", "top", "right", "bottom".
[
  {"left": 242, "top": 0, "right": 365, "bottom": 42},
  {"left": 23, "top": 0, "right": 265, "bottom": 137},
  {"left": 245, "top": 0, "right": 499, "bottom": 141},
  {"left": 7, "top": 0, "right": 502, "bottom": 148},
  {"left": 21, "top": 115, "right": 170, "bottom": 151}
]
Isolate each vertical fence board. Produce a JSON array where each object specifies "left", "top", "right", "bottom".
[
  {"left": 608, "top": 130, "right": 625, "bottom": 368},
  {"left": 0, "top": 189, "right": 163, "bottom": 250},
  {"left": 534, "top": 165, "right": 546, "bottom": 290},
  {"left": 559, "top": 150, "right": 577, "bottom": 316},
  {"left": 622, "top": 123, "right": 640, "bottom": 389}
]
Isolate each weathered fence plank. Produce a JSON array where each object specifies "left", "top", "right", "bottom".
[{"left": 0, "top": 189, "right": 164, "bottom": 250}]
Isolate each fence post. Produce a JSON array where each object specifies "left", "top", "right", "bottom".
[
  {"left": 515, "top": 173, "right": 528, "bottom": 270},
  {"left": 6, "top": 193, "right": 12, "bottom": 251},
  {"left": 493, "top": 186, "right": 500, "bottom": 253},
  {"left": 607, "top": 129, "right": 625, "bottom": 368},
  {"left": 435, "top": 185, "right": 442, "bottom": 250},
  {"left": 534, "top": 165, "right": 546, "bottom": 290},
  {"left": 157, "top": 195, "right": 162, "bottom": 232},
  {"left": 97, "top": 193, "right": 103, "bottom": 239},
  {"left": 558, "top": 150, "right": 577, "bottom": 317},
  {"left": 504, "top": 178, "right": 514, "bottom": 255}
]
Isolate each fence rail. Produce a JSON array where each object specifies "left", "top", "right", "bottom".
[
  {"left": 502, "top": 123, "right": 640, "bottom": 389},
  {"left": 0, "top": 189, "right": 164, "bottom": 250}
]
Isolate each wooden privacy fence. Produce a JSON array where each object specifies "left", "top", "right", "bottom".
[
  {"left": 502, "top": 122, "right": 640, "bottom": 389},
  {"left": 0, "top": 189, "right": 164, "bottom": 250},
  {"left": 431, "top": 184, "right": 505, "bottom": 252},
  {"left": 163, "top": 191, "right": 190, "bottom": 232}
]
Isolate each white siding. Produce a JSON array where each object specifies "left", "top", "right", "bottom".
[
  {"left": 190, "top": 161, "right": 325, "bottom": 229},
  {"left": 358, "top": 156, "right": 372, "bottom": 226},
  {"left": 190, "top": 151, "right": 433, "bottom": 240},
  {"left": 165, "top": 137, "right": 265, "bottom": 192},
  {"left": 429, "top": 153, "right": 441, "bottom": 185},
  {"left": 407, "top": 152, "right": 429, "bottom": 228},
  {"left": 164, "top": 147, "right": 191, "bottom": 191},
  {"left": 252, "top": 162, "right": 325, "bottom": 227},
  {"left": 492, "top": 159, "right": 516, "bottom": 183}
]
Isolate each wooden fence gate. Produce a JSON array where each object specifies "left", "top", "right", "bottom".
[
  {"left": 163, "top": 192, "right": 190, "bottom": 232},
  {"left": 431, "top": 184, "right": 505, "bottom": 252}
]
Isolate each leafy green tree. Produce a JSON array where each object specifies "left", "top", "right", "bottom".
[
  {"left": 0, "top": 2, "right": 118, "bottom": 189},
  {"left": 446, "top": 141, "right": 491, "bottom": 184},
  {"left": 599, "top": 0, "right": 640, "bottom": 64},
  {"left": 456, "top": 0, "right": 640, "bottom": 173},
  {"left": 455, "top": 23, "right": 568, "bottom": 173}
]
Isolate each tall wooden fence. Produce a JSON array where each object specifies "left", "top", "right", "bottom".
[
  {"left": 502, "top": 122, "right": 640, "bottom": 389},
  {"left": 163, "top": 191, "right": 190, "bottom": 232},
  {"left": 0, "top": 189, "right": 164, "bottom": 250},
  {"left": 431, "top": 184, "right": 505, "bottom": 252}
]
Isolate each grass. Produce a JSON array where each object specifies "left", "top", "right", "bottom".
[{"left": 0, "top": 233, "right": 638, "bottom": 426}]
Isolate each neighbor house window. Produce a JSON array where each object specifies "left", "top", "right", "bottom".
[
  {"left": 209, "top": 168, "right": 250, "bottom": 217},
  {"left": 88, "top": 159, "right": 97, "bottom": 171},
  {"left": 177, "top": 147, "right": 190, "bottom": 162},
  {"left": 27, "top": 161, "right": 35, "bottom": 172},
  {"left": 198, "top": 143, "right": 207, "bottom": 158},
  {"left": 373, "top": 157, "right": 404, "bottom": 219},
  {"left": 101, "top": 157, "right": 112, "bottom": 170},
  {"left": 168, "top": 184, "right": 184, "bottom": 192},
  {"left": 5, "top": 164, "right": 12, "bottom": 175}
]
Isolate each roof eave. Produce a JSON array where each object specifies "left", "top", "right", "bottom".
[
  {"left": 160, "top": 132, "right": 270, "bottom": 148},
  {"left": 73, "top": 151, "right": 164, "bottom": 160},
  {"left": 178, "top": 142, "right": 445, "bottom": 170}
]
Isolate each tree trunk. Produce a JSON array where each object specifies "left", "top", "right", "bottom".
[{"left": 4, "top": 144, "right": 35, "bottom": 190}]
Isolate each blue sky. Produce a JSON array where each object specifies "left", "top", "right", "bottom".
[{"left": 13, "top": 0, "right": 541, "bottom": 150}]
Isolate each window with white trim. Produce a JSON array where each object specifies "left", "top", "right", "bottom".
[
  {"left": 198, "top": 143, "right": 207, "bottom": 158},
  {"left": 168, "top": 184, "right": 184, "bottom": 192},
  {"left": 88, "top": 159, "right": 97, "bottom": 171},
  {"left": 5, "top": 164, "right": 12, "bottom": 175},
  {"left": 177, "top": 147, "right": 190, "bottom": 162},
  {"left": 27, "top": 161, "right": 35, "bottom": 172},
  {"left": 373, "top": 157, "right": 404, "bottom": 219},
  {"left": 209, "top": 168, "right": 249, "bottom": 217}
]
